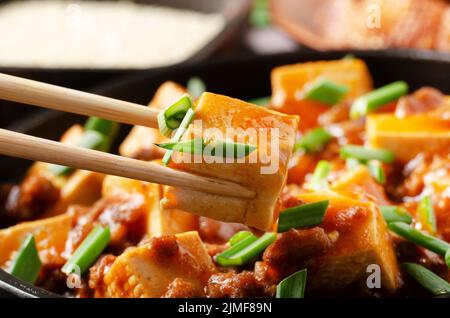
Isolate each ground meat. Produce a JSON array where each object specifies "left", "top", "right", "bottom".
[
  {"left": 36, "top": 267, "right": 69, "bottom": 295},
  {"left": 163, "top": 278, "right": 205, "bottom": 298},
  {"left": 148, "top": 235, "right": 180, "bottom": 264},
  {"left": 88, "top": 254, "right": 116, "bottom": 297},
  {"left": 0, "top": 175, "right": 59, "bottom": 227},
  {"left": 326, "top": 118, "right": 365, "bottom": 146},
  {"left": 318, "top": 102, "right": 350, "bottom": 126},
  {"left": 65, "top": 195, "right": 147, "bottom": 257},
  {"left": 206, "top": 271, "right": 269, "bottom": 298},
  {"left": 278, "top": 186, "right": 305, "bottom": 210},
  {"left": 198, "top": 217, "right": 249, "bottom": 244},
  {"left": 261, "top": 227, "right": 332, "bottom": 280},
  {"left": 395, "top": 87, "right": 444, "bottom": 118}
]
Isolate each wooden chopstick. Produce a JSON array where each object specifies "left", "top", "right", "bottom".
[
  {"left": 0, "top": 73, "right": 160, "bottom": 128},
  {"left": 0, "top": 129, "right": 256, "bottom": 200}
]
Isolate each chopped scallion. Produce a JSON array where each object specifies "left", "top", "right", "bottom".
[
  {"left": 187, "top": 77, "right": 206, "bottom": 99},
  {"left": 158, "top": 94, "right": 193, "bottom": 137},
  {"left": 276, "top": 269, "right": 307, "bottom": 298},
  {"left": 380, "top": 206, "right": 412, "bottom": 224},
  {"left": 367, "top": 160, "right": 386, "bottom": 184},
  {"left": 157, "top": 139, "right": 256, "bottom": 159},
  {"left": 346, "top": 158, "right": 361, "bottom": 170},
  {"left": 215, "top": 232, "right": 276, "bottom": 267},
  {"left": 250, "top": 0, "right": 271, "bottom": 28},
  {"left": 301, "top": 79, "right": 348, "bottom": 105},
  {"left": 162, "top": 108, "right": 195, "bottom": 165},
  {"left": 294, "top": 127, "right": 332, "bottom": 153},
  {"left": 156, "top": 138, "right": 204, "bottom": 155},
  {"left": 248, "top": 96, "right": 271, "bottom": 106},
  {"left": 417, "top": 196, "right": 436, "bottom": 234},
  {"left": 309, "top": 160, "right": 330, "bottom": 190},
  {"left": 402, "top": 263, "right": 450, "bottom": 295},
  {"left": 229, "top": 231, "right": 253, "bottom": 246},
  {"left": 84, "top": 117, "right": 119, "bottom": 141},
  {"left": 340, "top": 145, "right": 395, "bottom": 163},
  {"left": 350, "top": 81, "right": 409, "bottom": 119},
  {"left": 49, "top": 130, "right": 107, "bottom": 176},
  {"left": 49, "top": 117, "right": 119, "bottom": 176},
  {"left": 8, "top": 235, "right": 41, "bottom": 284},
  {"left": 388, "top": 222, "right": 450, "bottom": 257},
  {"left": 278, "top": 200, "right": 329, "bottom": 233},
  {"left": 62, "top": 225, "right": 110, "bottom": 276},
  {"left": 208, "top": 140, "right": 256, "bottom": 159}
]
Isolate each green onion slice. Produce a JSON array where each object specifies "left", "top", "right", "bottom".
[
  {"left": 276, "top": 269, "right": 307, "bottom": 298},
  {"left": 248, "top": 96, "right": 271, "bottom": 106},
  {"left": 402, "top": 263, "right": 450, "bottom": 295},
  {"left": 346, "top": 158, "right": 361, "bottom": 170},
  {"left": 156, "top": 138, "right": 205, "bottom": 155},
  {"left": 250, "top": 0, "right": 271, "bottom": 28},
  {"left": 388, "top": 222, "right": 450, "bottom": 257},
  {"left": 8, "top": 235, "right": 41, "bottom": 284},
  {"left": 446, "top": 249, "right": 450, "bottom": 269},
  {"left": 84, "top": 117, "right": 119, "bottom": 140},
  {"left": 207, "top": 140, "right": 256, "bottom": 159},
  {"left": 294, "top": 127, "right": 332, "bottom": 153},
  {"left": 49, "top": 130, "right": 107, "bottom": 176},
  {"left": 187, "top": 77, "right": 206, "bottom": 99},
  {"left": 215, "top": 232, "right": 276, "bottom": 267},
  {"left": 301, "top": 79, "right": 349, "bottom": 105},
  {"left": 229, "top": 231, "right": 253, "bottom": 246},
  {"left": 62, "top": 225, "right": 110, "bottom": 276},
  {"left": 367, "top": 160, "right": 386, "bottom": 184},
  {"left": 340, "top": 145, "right": 394, "bottom": 163},
  {"left": 417, "top": 196, "right": 436, "bottom": 234},
  {"left": 158, "top": 139, "right": 256, "bottom": 159},
  {"left": 309, "top": 160, "right": 330, "bottom": 190},
  {"left": 162, "top": 108, "right": 195, "bottom": 165},
  {"left": 350, "top": 81, "right": 409, "bottom": 119},
  {"left": 380, "top": 206, "right": 412, "bottom": 224},
  {"left": 342, "top": 54, "right": 355, "bottom": 60},
  {"left": 158, "top": 94, "right": 194, "bottom": 137},
  {"left": 278, "top": 200, "right": 329, "bottom": 233}
]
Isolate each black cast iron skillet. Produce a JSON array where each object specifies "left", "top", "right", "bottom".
[{"left": 1, "top": 50, "right": 450, "bottom": 297}]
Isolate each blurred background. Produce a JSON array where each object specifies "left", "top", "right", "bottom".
[{"left": 0, "top": 0, "right": 449, "bottom": 127}]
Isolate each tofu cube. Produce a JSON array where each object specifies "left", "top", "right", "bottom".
[
  {"left": 162, "top": 92, "right": 298, "bottom": 231},
  {"left": 367, "top": 112, "right": 450, "bottom": 163},
  {"left": 297, "top": 190, "right": 400, "bottom": 293},
  {"left": 102, "top": 231, "right": 214, "bottom": 298},
  {"left": 271, "top": 59, "right": 372, "bottom": 130},
  {"left": 0, "top": 214, "right": 72, "bottom": 267}
]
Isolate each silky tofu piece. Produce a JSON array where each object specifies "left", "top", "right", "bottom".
[
  {"left": 0, "top": 214, "right": 72, "bottom": 267},
  {"left": 162, "top": 92, "right": 299, "bottom": 231},
  {"left": 45, "top": 170, "right": 105, "bottom": 217},
  {"left": 331, "top": 165, "right": 390, "bottom": 205},
  {"left": 119, "top": 81, "right": 186, "bottom": 160},
  {"left": 367, "top": 113, "right": 450, "bottom": 163},
  {"left": 271, "top": 59, "right": 372, "bottom": 130},
  {"left": 102, "top": 175, "right": 197, "bottom": 237},
  {"left": 103, "top": 231, "right": 214, "bottom": 298},
  {"left": 297, "top": 190, "right": 399, "bottom": 292}
]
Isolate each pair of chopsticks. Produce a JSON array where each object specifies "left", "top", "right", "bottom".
[{"left": 0, "top": 73, "right": 255, "bottom": 200}]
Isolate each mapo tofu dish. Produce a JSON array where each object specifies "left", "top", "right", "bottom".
[{"left": 1, "top": 57, "right": 450, "bottom": 298}]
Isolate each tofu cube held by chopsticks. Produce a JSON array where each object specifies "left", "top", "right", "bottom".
[{"left": 162, "top": 93, "right": 299, "bottom": 231}]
